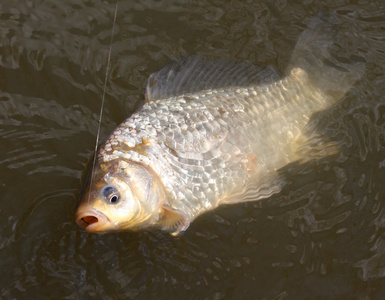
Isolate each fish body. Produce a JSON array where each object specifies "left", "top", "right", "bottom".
[{"left": 76, "top": 15, "right": 363, "bottom": 235}]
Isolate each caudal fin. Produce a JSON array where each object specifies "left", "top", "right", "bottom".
[{"left": 289, "top": 12, "right": 365, "bottom": 100}]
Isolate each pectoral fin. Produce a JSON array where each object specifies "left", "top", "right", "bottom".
[{"left": 159, "top": 205, "right": 190, "bottom": 236}]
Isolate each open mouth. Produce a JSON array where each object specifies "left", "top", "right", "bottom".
[{"left": 76, "top": 208, "right": 109, "bottom": 233}]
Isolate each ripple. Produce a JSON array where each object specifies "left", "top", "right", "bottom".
[{"left": 1, "top": 0, "right": 385, "bottom": 299}]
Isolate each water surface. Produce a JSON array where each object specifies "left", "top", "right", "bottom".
[{"left": 1, "top": 0, "right": 385, "bottom": 299}]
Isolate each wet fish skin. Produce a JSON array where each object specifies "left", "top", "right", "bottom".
[
  {"left": 100, "top": 68, "right": 322, "bottom": 214},
  {"left": 76, "top": 14, "right": 364, "bottom": 235}
]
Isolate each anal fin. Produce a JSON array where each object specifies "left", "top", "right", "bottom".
[
  {"left": 289, "top": 127, "right": 341, "bottom": 166},
  {"left": 222, "top": 172, "right": 286, "bottom": 205}
]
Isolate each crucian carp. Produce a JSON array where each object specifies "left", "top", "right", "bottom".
[{"left": 76, "top": 14, "right": 364, "bottom": 235}]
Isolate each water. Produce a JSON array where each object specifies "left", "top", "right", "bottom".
[{"left": 1, "top": 0, "right": 385, "bottom": 298}]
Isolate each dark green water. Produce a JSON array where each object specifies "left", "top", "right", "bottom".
[{"left": 1, "top": 0, "right": 385, "bottom": 299}]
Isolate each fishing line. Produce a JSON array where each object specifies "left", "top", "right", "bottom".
[{"left": 88, "top": 0, "right": 119, "bottom": 203}]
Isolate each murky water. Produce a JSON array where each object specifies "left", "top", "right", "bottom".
[{"left": 1, "top": 0, "right": 385, "bottom": 299}]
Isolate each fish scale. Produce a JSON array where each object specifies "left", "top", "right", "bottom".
[
  {"left": 76, "top": 14, "right": 364, "bottom": 235},
  {"left": 97, "top": 69, "right": 328, "bottom": 222}
]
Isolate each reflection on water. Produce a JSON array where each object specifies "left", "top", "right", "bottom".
[{"left": 0, "top": 0, "right": 385, "bottom": 298}]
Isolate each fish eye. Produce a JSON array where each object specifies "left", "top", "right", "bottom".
[
  {"left": 109, "top": 194, "right": 119, "bottom": 204},
  {"left": 102, "top": 186, "right": 120, "bottom": 204}
]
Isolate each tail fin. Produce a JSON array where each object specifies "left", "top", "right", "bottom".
[{"left": 289, "top": 12, "right": 365, "bottom": 100}]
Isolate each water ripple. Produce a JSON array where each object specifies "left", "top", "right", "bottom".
[{"left": 1, "top": 0, "right": 385, "bottom": 299}]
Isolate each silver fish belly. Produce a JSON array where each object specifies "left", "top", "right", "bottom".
[{"left": 76, "top": 14, "right": 363, "bottom": 235}]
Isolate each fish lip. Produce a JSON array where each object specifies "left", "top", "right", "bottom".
[{"left": 75, "top": 208, "right": 110, "bottom": 233}]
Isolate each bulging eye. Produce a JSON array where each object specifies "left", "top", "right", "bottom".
[{"left": 102, "top": 186, "right": 120, "bottom": 204}]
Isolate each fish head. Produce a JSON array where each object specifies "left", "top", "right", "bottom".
[{"left": 76, "top": 159, "right": 164, "bottom": 233}]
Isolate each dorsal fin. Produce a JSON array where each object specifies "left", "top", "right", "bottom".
[{"left": 145, "top": 57, "right": 280, "bottom": 102}]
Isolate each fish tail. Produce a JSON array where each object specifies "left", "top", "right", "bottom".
[{"left": 289, "top": 12, "right": 365, "bottom": 101}]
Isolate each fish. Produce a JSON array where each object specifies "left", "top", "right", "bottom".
[{"left": 75, "top": 14, "right": 364, "bottom": 235}]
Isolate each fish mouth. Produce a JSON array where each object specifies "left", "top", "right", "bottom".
[{"left": 76, "top": 208, "right": 109, "bottom": 233}]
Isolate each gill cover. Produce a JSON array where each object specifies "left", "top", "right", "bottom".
[{"left": 76, "top": 160, "right": 165, "bottom": 232}]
